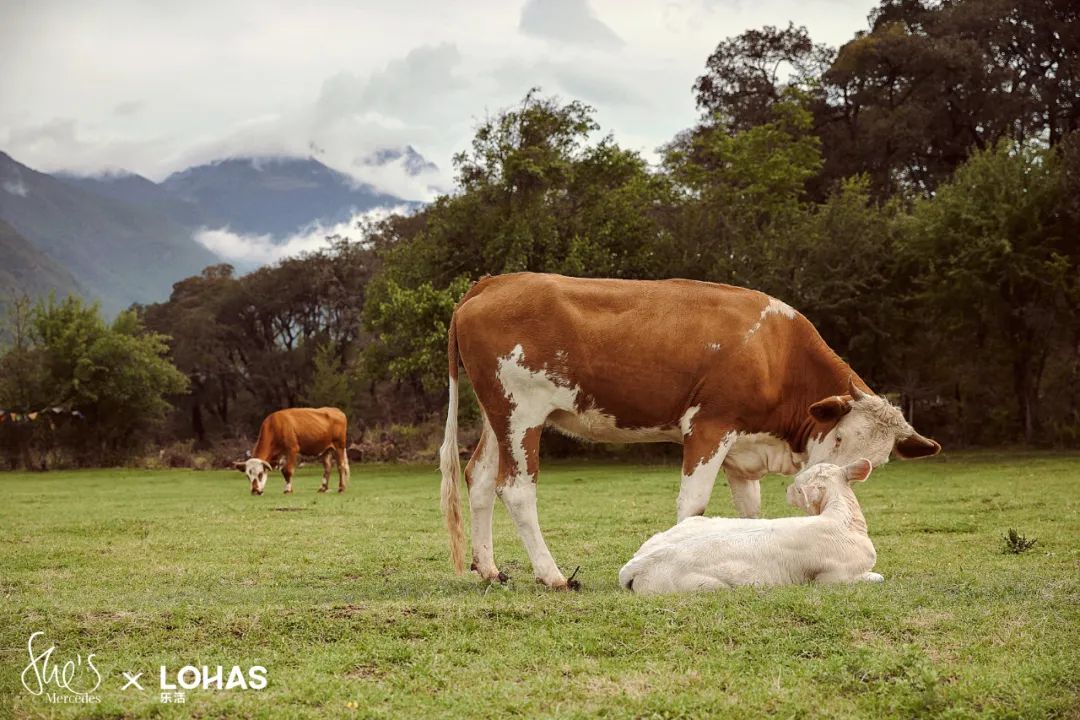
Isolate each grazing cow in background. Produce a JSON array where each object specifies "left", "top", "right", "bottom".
[
  {"left": 439, "top": 273, "right": 940, "bottom": 590},
  {"left": 618, "top": 459, "right": 881, "bottom": 594},
  {"left": 234, "top": 407, "right": 350, "bottom": 495}
]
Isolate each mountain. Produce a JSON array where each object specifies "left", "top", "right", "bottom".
[
  {"left": 0, "top": 151, "right": 417, "bottom": 316},
  {"left": 0, "top": 152, "right": 218, "bottom": 316},
  {"left": 359, "top": 145, "right": 440, "bottom": 177},
  {"left": 0, "top": 217, "right": 80, "bottom": 318},
  {"left": 58, "top": 170, "right": 205, "bottom": 227},
  {"left": 161, "top": 156, "right": 401, "bottom": 237}
]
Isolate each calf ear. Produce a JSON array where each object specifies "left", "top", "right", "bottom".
[
  {"left": 232, "top": 461, "right": 246, "bottom": 472},
  {"left": 793, "top": 485, "right": 809, "bottom": 507},
  {"left": 844, "top": 458, "right": 873, "bottom": 483},
  {"left": 895, "top": 432, "right": 941, "bottom": 459},
  {"left": 809, "top": 395, "right": 851, "bottom": 422}
]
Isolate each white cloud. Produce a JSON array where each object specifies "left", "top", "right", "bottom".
[
  {"left": 193, "top": 205, "right": 411, "bottom": 265},
  {"left": 519, "top": 0, "right": 623, "bottom": 48},
  {"left": 0, "top": 0, "right": 874, "bottom": 196},
  {"left": 2, "top": 179, "right": 28, "bottom": 197}
]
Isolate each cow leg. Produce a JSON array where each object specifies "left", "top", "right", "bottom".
[
  {"left": 678, "top": 425, "right": 736, "bottom": 521},
  {"left": 282, "top": 451, "right": 297, "bottom": 494},
  {"left": 725, "top": 468, "right": 762, "bottom": 518},
  {"left": 318, "top": 451, "right": 331, "bottom": 493},
  {"left": 335, "top": 446, "right": 349, "bottom": 493},
  {"left": 464, "top": 420, "right": 502, "bottom": 582},
  {"left": 496, "top": 426, "right": 572, "bottom": 590}
]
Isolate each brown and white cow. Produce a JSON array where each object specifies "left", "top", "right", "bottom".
[
  {"left": 234, "top": 407, "right": 350, "bottom": 495},
  {"left": 439, "top": 273, "right": 940, "bottom": 589}
]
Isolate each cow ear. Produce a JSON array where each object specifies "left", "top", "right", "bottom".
[
  {"left": 809, "top": 395, "right": 851, "bottom": 423},
  {"left": 895, "top": 432, "right": 941, "bottom": 459},
  {"left": 232, "top": 461, "right": 246, "bottom": 472},
  {"left": 844, "top": 458, "right": 873, "bottom": 483}
]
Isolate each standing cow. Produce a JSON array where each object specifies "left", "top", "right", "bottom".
[
  {"left": 439, "top": 273, "right": 940, "bottom": 589},
  {"left": 234, "top": 407, "right": 350, "bottom": 495}
]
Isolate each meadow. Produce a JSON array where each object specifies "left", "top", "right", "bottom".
[{"left": 1, "top": 452, "right": 1078, "bottom": 719}]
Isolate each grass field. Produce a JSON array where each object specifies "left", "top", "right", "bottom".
[{"left": 1, "top": 453, "right": 1078, "bottom": 719}]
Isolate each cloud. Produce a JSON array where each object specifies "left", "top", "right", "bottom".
[
  {"left": 0, "top": 0, "right": 872, "bottom": 198},
  {"left": 193, "top": 204, "right": 411, "bottom": 266},
  {"left": 519, "top": 0, "right": 623, "bottom": 48},
  {"left": 2, "top": 178, "right": 28, "bottom": 197},
  {"left": 112, "top": 101, "right": 143, "bottom": 117},
  {"left": 315, "top": 43, "right": 466, "bottom": 120}
]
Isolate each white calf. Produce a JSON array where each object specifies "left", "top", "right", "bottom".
[{"left": 619, "top": 459, "right": 882, "bottom": 594}]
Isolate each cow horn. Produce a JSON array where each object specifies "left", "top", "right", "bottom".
[{"left": 848, "top": 376, "right": 868, "bottom": 400}]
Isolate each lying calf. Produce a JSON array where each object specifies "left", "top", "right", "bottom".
[{"left": 619, "top": 459, "right": 882, "bottom": 594}]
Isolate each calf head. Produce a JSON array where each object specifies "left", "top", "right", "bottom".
[
  {"left": 805, "top": 378, "right": 940, "bottom": 469},
  {"left": 233, "top": 458, "right": 272, "bottom": 495},
  {"left": 787, "top": 459, "right": 872, "bottom": 514}
]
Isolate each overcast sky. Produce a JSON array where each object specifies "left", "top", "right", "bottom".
[{"left": 0, "top": 0, "right": 874, "bottom": 201}]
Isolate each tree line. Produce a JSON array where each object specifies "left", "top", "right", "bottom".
[{"left": 2, "top": 0, "right": 1078, "bottom": 467}]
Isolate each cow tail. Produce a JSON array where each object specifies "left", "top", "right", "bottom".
[{"left": 439, "top": 313, "right": 466, "bottom": 574}]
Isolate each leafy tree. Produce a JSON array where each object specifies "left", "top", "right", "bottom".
[
  {"left": 693, "top": 23, "right": 832, "bottom": 131},
  {"left": 144, "top": 239, "right": 377, "bottom": 438},
  {"left": 662, "top": 92, "right": 823, "bottom": 284},
  {"left": 0, "top": 296, "right": 188, "bottom": 466},
  {"left": 903, "top": 139, "right": 1073, "bottom": 441},
  {"left": 363, "top": 278, "right": 471, "bottom": 396}
]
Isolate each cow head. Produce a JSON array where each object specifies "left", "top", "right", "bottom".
[
  {"left": 805, "top": 379, "right": 940, "bottom": 469},
  {"left": 233, "top": 458, "right": 272, "bottom": 495}
]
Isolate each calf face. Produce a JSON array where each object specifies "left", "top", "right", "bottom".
[
  {"left": 233, "top": 458, "right": 272, "bottom": 495},
  {"left": 787, "top": 459, "right": 872, "bottom": 514}
]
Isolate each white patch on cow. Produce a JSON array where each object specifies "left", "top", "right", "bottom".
[
  {"left": 724, "top": 432, "right": 805, "bottom": 478},
  {"left": 743, "top": 297, "right": 797, "bottom": 342},
  {"left": 496, "top": 345, "right": 578, "bottom": 483},
  {"left": 677, "top": 431, "right": 736, "bottom": 520},
  {"left": 679, "top": 406, "right": 701, "bottom": 437}
]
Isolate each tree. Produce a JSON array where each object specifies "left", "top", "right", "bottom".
[
  {"left": 0, "top": 296, "right": 188, "bottom": 466},
  {"left": 903, "top": 139, "right": 1073, "bottom": 441},
  {"left": 662, "top": 92, "right": 823, "bottom": 285},
  {"left": 693, "top": 23, "right": 833, "bottom": 131}
]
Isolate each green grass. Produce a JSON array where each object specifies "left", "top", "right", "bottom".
[{"left": 1, "top": 452, "right": 1078, "bottom": 719}]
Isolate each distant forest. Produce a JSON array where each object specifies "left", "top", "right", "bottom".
[{"left": 2, "top": 0, "right": 1078, "bottom": 467}]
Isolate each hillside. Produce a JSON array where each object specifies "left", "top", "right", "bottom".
[
  {"left": 0, "top": 218, "right": 81, "bottom": 328},
  {"left": 0, "top": 152, "right": 219, "bottom": 316}
]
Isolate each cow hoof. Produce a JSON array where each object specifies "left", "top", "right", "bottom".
[
  {"left": 284, "top": 489, "right": 293, "bottom": 494},
  {"left": 337, "top": 487, "right": 345, "bottom": 494},
  {"left": 317, "top": 486, "right": 328, "bottom": 493},
  {"left": 540, "top": 578, "right": 581, "bottom": 591}
]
